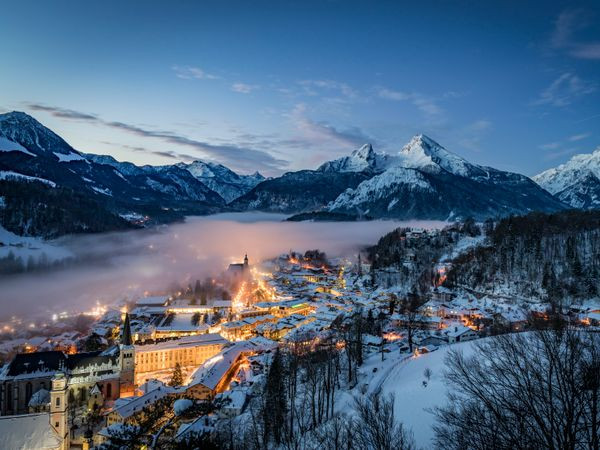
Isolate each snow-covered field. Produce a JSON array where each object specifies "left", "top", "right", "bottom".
[
  {"left": 341, "top": 340, "right": 480, "bottom": 449},
  {"left": 0, "top": 225, "right": 73, "bottom": 263}
]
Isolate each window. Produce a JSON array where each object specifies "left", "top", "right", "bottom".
[
  {"left": 56, "top": 397, "right": 60, "bottom": 407},
  {"left": 106, "top": 383, "right": 112, "bottom": 398}
]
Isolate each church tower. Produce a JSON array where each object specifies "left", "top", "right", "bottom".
[
  {"left": 50, "top": 373, "right": 69, "bottom": 450},
  {"left": 118, "top": 312, "right": 135, "bottom": 397},
  {"left": 244, "top": 253, "right": 249, "bottom": 268}
]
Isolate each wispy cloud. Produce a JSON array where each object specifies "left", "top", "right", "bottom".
[
  {"left": 172, "top": 65, "right": 220, "bottom": 80},
  {"left": 24, "top": 103, "right": 287, "bottom": 173},
  {"left": 532, "top": 72, "right": 596, "bottom": 107},
  {"left": 26, "top": 103, "right": 99, "bottom": 120},
  {"left": 540, "top": 142, "right": 561, "bottom": 150},
  {"left": 287, "top": 103, "right": 374, "bottom": 149},
  {"left": 231, "top": 83, "right": 259, "bottom": 94},
  {"left": 376, "top": 87, "right": 443, "bottom": 118},
  {"left": 568, "top": 132, "right": 590, "bottom": 141},
  {"left": 298, "top": 79, "right": 358, "bottom": 100},
  {"left": 538, "top": 132, "right": 592, "bottom": 160},
  {"left": 544, "top": 147, "right": 578, "bottom": 161},
  {"left": 551, "top": 9, "right": 600, "bottom": 60}
]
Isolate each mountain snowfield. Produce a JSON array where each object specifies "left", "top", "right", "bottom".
[{"left": 533, "top": 148, "right": 600, "bottom": 209}]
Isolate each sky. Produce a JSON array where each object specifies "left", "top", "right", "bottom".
[{"left": 0, "top": 0, "right": 599, "bottom": 177}]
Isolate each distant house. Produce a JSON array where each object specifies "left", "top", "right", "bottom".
[
  {"left": 443, "top": 325, "right": 478, "bottom": 344},
  {"left": 105, "top": 385, "right": 175, "bottom": 427},
  {"left": 216, "top": 389, "right": 247, "bottom": 418}
]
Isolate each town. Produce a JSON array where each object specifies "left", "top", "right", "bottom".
[{"left": 1, "top": 222, "right": 599, "bottom": 449}]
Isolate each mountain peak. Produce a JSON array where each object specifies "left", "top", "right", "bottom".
[
  {"left": 397, "top": 134, "right": 477, "bottom": 177},
  {"left": 0, "top": 111, "right": 78, "bottom": 157},
  {"left": 318, "top": 143, "right": 386, "bottom": 173},
  {"left": 351, "top": 143, "right": 374, "bottom": 159}
]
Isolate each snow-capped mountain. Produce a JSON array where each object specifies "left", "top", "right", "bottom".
[
  {"left": 533, "top": 149, "right": 600, "bottom": 209},
  {"left": 0, "top": 112, "right": 228, "bottom": 236},
  {"left": 324, "top": 135, "right": 566, "bottom": 220},
  {"left": 176, "top": 160, "right": 264, "bottom": 203},
  {"left": 318, "top": 143, "right": 389, "bottom": 173},
  {"left": 0, "top": 111, "right": 84, "bottom": 161},
  {"left": 394, "top": 134, "right": 485, "bottom": 178}
]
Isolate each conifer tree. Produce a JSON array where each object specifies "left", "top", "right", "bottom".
[{"left": 169, "top": 362, "right": 184, "bottom": 387}]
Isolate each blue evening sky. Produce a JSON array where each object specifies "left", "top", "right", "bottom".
[{"left": 1, "top": 0, "right": 599, "bottom": 176}]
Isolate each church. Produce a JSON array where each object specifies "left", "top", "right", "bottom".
[
  {"left": 227, "top": 253, "right": 250, "bottom": 280},
  {"left": 0, "top": 313, "right": 136, "bottom": 449}
]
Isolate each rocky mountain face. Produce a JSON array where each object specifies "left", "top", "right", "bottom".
[
  {"left": 230, "top": 169, "right": 371, "bottom": 213},
  {"left": 175, "top": 160, "right": 264, "bottom": 203},
  {"left": 533, "top": 149, "right": 600, "bottom": 209}
]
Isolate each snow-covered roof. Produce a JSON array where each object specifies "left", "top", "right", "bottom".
[
  {"left": 189, "top": 341, "right": 261, "bottom": 391},
  {"left": 0, "top": 413, "right": 61, "bottom": 449},
  {"left": 109, "top": 386, "right": 173, "bottom": 419},
  {"left": 136, "top": 295, "right": 169, "bottom": 306},
  {"left": 28, "top": 388, "right": 50, "bottom": 407}
]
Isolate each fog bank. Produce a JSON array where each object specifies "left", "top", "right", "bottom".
[{"left": 0, "top": 213, "right": 447, "bottom": 320}]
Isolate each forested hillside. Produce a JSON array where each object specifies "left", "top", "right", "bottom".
[
  {"left": 0, "top": 179, "right": 134, "bottom": 238},
  {"left": 445, "top": 210, "right": 600, "bottom": 302},
  {"left": 367, "top": 220, "right": 480, "bottom": 294}
]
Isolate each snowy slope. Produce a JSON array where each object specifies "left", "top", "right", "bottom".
[
  {"left": 0, "top": 136, "right": 36, "bottom": 156},
  {"left": 353, "top": 339, "right": 480, "bottom": 449},
  {"left": 533, "top": 148, "right": 600, "bottom": 209},
  {"left": 394, "top": 134, "right": 485, "bottom": 178},
  {"left": 0, "top": 171, "right": 56, "bottom": 187},
  {"left": 328, "top": 166, "right": 433, "bottom": 213},
  {"left": 0, "top": 225, "right": 73, "bottom": 263},
  {"left": 318, "top": 143, "right": 389, "bottom": 173}
]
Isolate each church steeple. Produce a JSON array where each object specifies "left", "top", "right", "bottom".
[
  {"left": 121, "top": 312, "right": 133, "bottom": 346},
  {"left": 244, "top": 254, "right": 249, "bottom": 267}
]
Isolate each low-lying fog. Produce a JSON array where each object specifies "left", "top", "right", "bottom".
[{"left": 0, "top": 213, "right": 447, "bottom": 320}]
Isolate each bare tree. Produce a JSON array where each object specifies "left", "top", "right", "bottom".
[
  {"left": 433, "top": 329, "right": 600, "bottom": 450},
  {"left": 352, "top": 393, "right": 415, "bottom": 450}
]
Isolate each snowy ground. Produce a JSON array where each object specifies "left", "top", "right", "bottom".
[
  {"left": 0, "top": 225, "right": 73, "bottom": 263},
  {"left": 339, "top": 340, "right": 481, "bottom": 449}
]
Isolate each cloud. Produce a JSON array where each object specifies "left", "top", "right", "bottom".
[
  {"left": 551, "top": 9, "right": 600, "bottom": 60},
  {"left": 376, "top": 87, "right": 443, "bottom": 117},
  {"left": 298, "top": 79, "right": 358, "bottom": 100},
  {"left": 532, "top": 72, "right": 596, "bottom": 107},
  {"left": 540, "top": 142, "right": 561, "bottom": 150},
  {"left": 568, "top": 132, "right": 591, "bottom": 141},
  {"left": 231, "top": 83, "right": 259, "bottom": 94},
  {"left": 26, "top": 103, "right": 99, "bottom": 120},
  {"left": 544, "top": 147, "right": 578, "bottom": 161},
  {"left": 23, "top": 103, "right": 288, "bottom": 173},
  {"left": 287, "top": 103, "right": 374, "bottom": 149},
  {"left": 172, "top": 65, "right": 219, "bottom": 80}
]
